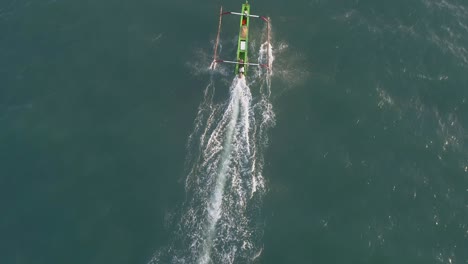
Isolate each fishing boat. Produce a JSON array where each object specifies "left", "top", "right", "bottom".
[{"left": 210, "top": 1, "right": 270, "bottom": 78}]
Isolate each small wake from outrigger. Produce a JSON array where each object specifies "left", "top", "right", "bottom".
[{"left": 149, "top": 22, "right": 274, "bottom": 264}]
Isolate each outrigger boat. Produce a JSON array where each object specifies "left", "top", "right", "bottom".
[{"left": 210, "top": 1, "right": 270, "bottom": 78}]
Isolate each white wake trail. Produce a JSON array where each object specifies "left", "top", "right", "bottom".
[
  {"left": 149, "top": 24, "right": 275, "bottom": 264},
  {"left": 199, "top": 77, "right": 247, "bottom": 264}
]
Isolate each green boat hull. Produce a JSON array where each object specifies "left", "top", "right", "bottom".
[{"left": 235, "top": 3, "right": 250, "bottom": 76}]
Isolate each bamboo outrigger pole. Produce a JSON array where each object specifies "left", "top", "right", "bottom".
[
  {"left": 267, "top": 17, "right": 270, "bottom": 72},
  {"left": 211, "top": 6, "right": 223, "bottom": 69}
]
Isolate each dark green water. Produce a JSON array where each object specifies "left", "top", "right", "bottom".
[{"left": 1, "top": 0, "right": 467, "bottom": 263}]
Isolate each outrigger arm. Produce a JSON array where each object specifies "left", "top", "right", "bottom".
[
  {"left": 215, "top": 60, "right": 269, "bottom": 68},
  {"left": 221, "top": 11, "right": 269, "bottom": 22}
]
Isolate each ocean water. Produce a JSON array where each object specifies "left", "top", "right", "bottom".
[{"left": 1, "top": 0, "right": 467, "bottom": 263}]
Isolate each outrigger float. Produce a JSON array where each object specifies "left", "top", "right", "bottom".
[{"left": 210, "top": 1, "right": 270, "bottom": 78}]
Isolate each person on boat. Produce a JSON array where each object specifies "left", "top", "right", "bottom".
[{"left": 242, "top": 9, "right": 248, "bottom": 25}]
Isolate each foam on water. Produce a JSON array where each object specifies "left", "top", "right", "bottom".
[
  {"left": 149, "top": 28, "right": 275, "bottom": 264},
  {"left": 198, "top": 77, "right": 250, "bottom": 264}
]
